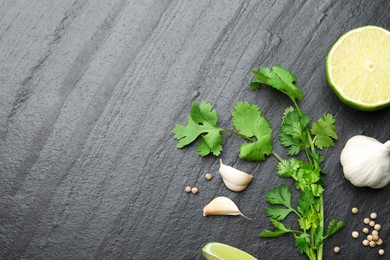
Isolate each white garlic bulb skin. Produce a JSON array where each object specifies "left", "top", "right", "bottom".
[{"left": 340, "top": 135, "right": 390, "bottom": 189}]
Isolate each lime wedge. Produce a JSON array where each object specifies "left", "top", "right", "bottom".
[
  {"left": 326, "top": 25, "right": 390, "bottom": 111},
  {"left": 202, "top": 242, "right": 257, "bottom": 260}
]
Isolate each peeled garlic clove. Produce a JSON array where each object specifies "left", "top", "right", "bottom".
[
  {"left": 340, "top": 135, "right": 390, "bottom": 189},
  {"left": 219, "top": 160, "right": 253, "bottom": 192},
  {"left": 203, "top": 196, "right": 250, "bottom": 219}
]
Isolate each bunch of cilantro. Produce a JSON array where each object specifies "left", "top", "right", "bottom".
[{"left": 173, "top": 65, "right": 344, "bottom": 260}]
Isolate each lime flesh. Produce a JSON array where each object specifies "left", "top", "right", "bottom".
[
  {"left": 326, "top": 26, "right": 390, "bottom": 111},
  {"left": 202, "top": 242, "right": 257, "bottom": 260}
]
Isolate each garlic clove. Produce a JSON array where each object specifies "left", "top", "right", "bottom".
[
  {"left": 219, "top": 160, "right": 253, "bottom": 192},
  {"left": 203, "top": 196, "right": 250, "bottom": 219},
  {"left": 340, "top": 135, "right": 390, "bottom": 189}
]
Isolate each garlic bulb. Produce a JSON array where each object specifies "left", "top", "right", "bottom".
[
  {"left": 340, "top": 135, "right": 390, "bottom": 189},
  {"left": 203, "top": 196, "right": 250, "bottom": 219},
  {"left": 219, "top": 160, "right": 253, "bottom": 192}
]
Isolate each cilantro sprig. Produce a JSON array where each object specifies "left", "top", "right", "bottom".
[{"left": 173, "top": 65, "right": 344, "bottom": 260}]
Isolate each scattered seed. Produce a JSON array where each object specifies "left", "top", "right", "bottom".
[
  {"left": 191, "top": 187, "right": 198, "bottom": 194},
  {"left": 185, "top": 186, "right": 192, "bottom": 193},
  {"left": 364, "top": 218, "right": 370, "bottom": 224},
  {"left": 367, "top": 235, "right": 373, "bottom": 241},
  {"left": 363, "top": 227, "right": 369, "bottom": 234},
  {"left": 374, "top": 224, "right": 381, "bottom": 231},
  {"left": 379, "top": 249, "right": 385, "bottom": 256},
  {"left": 369, "top": 221, "right": 376, "bottom": 227},
  {"left": 352, "top": 207, "right": 359, "bottom": 214},
  {"left": 370, "top": 212, "right": 377, "bottom": 219},
  {"left": 372, "top": 235, "right": 379, "bottom": 241},
  {"left": 352, "top": 231, "right": 359, "bottom": 239},
  {"left": 376, "top": 239, "right": 383, "bottom": 246},
  {"left": 334, "top": 246, "right": 341, "bottom": 254},
  {"left": 205, "top": 173, "right": 213, "bottom": 180},
  {"left": 362, "top": 240, "right": 369, "bottom": 246},
  {"left": 370, "top": 241, "right": 376, "bottom": 247},
  {"left": 372, "top": 230, "right": 379, "bottom": 236}
]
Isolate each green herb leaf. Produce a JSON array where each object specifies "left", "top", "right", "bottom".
[
  {"left": 297, "top": 188, "right": 315, "bottom": 216},
  {"left": 279, "top": 107, "right": 311, "bottom": 155},
  {"left": 266, "top": 205, "right": 294, "bottom": 221},
  {"left": 277, "top": 158, "right": 300, "bottom": 178},
  {"left": 266, "top": 184, "right": 292, "bottom": 208},
  {"left": 311, "top": 114, "right": 338, "bottom": 149},
  {"left": 251, "top": 66, "right": 304, "bottom": 100},
  {"left": 295, "top": 233, "right": 310, "bottom": 254},
  {"left": 173, "top": 101, "right": 223, "bottom": 156},
  {"left": 260, "top": 219, "right": 293, "bottom": 237},
  {"left": 232, "top": 101, "right": 272, "bottom": 161},
  {"left": 325, "top": 220, "right": 345, "bottom": 238}
]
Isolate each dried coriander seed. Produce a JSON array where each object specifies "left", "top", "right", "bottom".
[
  {"left": 205, "top": 173, "right": 213, "bottom": 180},
  {"left": 374, "top": 224, "right": 381, "bottom": 231}
]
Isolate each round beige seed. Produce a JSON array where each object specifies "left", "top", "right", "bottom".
[
  {"left": 370, "top": 241, "right": 376, "bottom": 247},
  {"left": 352, "top": 207, "right": 359, "bottom": 214},
  {"left": 379, "top": 249, "right": 385, "bottom": 256},
  {"left": 364, "top": 218, "right": 370, "bottom": 224},
  {"left": 374, "top": 224, "right": 381, "bottom": 231},
  {"left": 333, "top": 246, "right": 340, "bottom": 254},
  {"left": 352, "top": 231, "right": 359, "bottom": 239},
  {"left": 367, "top": 235, "right": 373, "bottom": 241},
  {"left": 185, "top": 186, "right": 192, "bottom": 193},
  {"left": 205, "top": 173, "right": 213, "bottom": 180},
  {"left": 372, "top": 230, "right": 379, "bottom": 236},
  {"left": 370, "top": 212, "right": 377, "bottom": 219},
  {"left": 372, "top": 235, "right": 379, "bottom": 241},
  {"left": 363, "top": 227, "right": 369, "bottom": 234},
  {"left": 362, "top": 239, "right": 369, "bottom": 246},
  {"left": 369, "top": 221, "right": 376, "bottom": 227},
  {"left": 191, "top": 187, "right": 198, "bottom": 194},
  {"left": 376, "top": 239, "right": 383, "bottom": 246}
]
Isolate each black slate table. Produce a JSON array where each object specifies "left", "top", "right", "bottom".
[{"left": 1, "top": 1, "right": 389, "bottom": 259}]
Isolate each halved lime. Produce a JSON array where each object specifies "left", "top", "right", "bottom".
[
  {"left": 326, "top": 25, "right": 390, "bottom": 111},
  {"left": 202, "top": 242, "right": 257, "bottom": 260}
]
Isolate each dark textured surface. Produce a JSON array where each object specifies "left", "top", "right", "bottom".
[{"left": 0, "top": 0, "right": 389, "bottom": 259}]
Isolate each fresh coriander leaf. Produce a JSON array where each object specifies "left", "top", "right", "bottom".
[
  {"left": 277, "top": 158, "right": 300, "bottom": 178},
  {"left": 298, "top": 218, "right": 311, "bottom": 231},
  {"left": 260, "top": 219, "right": 293, "bottom": 238},
  {"left": 297, "top": 188, "right": 315, "bottom": 216},
  {"left": 266, "top": 185, "right": 292, "bottom": 208},
  {"left": 311, "top": 114, "right": 338, "bottom": 149},
  {"left": 266, "top": 205, "right": 294, "bottom": 221},
  {"left": 232, "top": 101, "right": 272, "bottom": 161},
  {"left": 295, "top": 233, "right": 310, "bottom": 254},
  {"left": 325, "top": 220, "right": 345, "bottom": 238},
  {"left": 249, "top": 81, "right": 262, "bottom": 89},
  {"left": 251, "top": 65, "right": 304, "bottom": 100},
  {"left": 311, "top": 184, "right": 324, "bottom": 196},
  {"left": 279, "top": 107, "right": 311, "bottom": 155},
  {"left": 173, "top": 101, "right": 223, "bottom": 156}
]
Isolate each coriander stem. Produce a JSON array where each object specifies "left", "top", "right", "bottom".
[
  {"left": 272, "top": 151, "right": 283, "bottom": 162},
  {"left": 221, "top": 128, "right": 254, "bottom": 142}
]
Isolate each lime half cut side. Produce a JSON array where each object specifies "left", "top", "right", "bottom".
[
  {"left": 326, "top": 25, "right": 390, "bottom": 111},
  {"left": 202, "top": 242, "right": 257, "bottom": 260}
]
